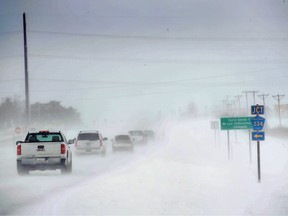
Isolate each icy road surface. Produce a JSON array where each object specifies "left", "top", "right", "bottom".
[{"left": 1, "top": 119, "right": 288, "bottom": 215}]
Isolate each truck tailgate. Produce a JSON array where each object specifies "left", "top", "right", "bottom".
[{"left": 21, "top": 142, "right": 61, "bottom": 157}]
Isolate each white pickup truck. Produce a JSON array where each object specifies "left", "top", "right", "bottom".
[{"left": 16, "top": 130, "right": 73, "bottom": 175}]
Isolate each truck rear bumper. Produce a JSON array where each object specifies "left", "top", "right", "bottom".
[{"left": 17, "top": 157, "right": 66, "bottom": 171}]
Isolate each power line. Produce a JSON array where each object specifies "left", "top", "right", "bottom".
[
  {"left": 0, "top": 79, "right": 23, "bottom": 83},
  {"left": 28, "top": 73, "right": 257, "bottom": 85},
  {"left": 27, "top": 30, "right": 288, "bottom": 42},
  {"left": 10, "top": 13, "right": 288, "bottom": 18},
  {"left": 0, "top": 73, "right": 249, "bottom": 85},
  {"left": 0, "top": 55, "right": 23, "bottom": 60},
  {"left": 28, "top": 54, "right": 288, "bottom": 65},
  {"left": 0, "top": 75, "right": 286, "bottom": 94},
  {"left": 0, "top": 31, "right": 22, "bottom": 35}
]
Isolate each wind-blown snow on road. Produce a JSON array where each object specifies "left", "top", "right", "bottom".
[
  {"left": 9, "top": 119, "right": 288, "bottom": 215},
  {"left": 3, "top": 118, "right": 288, "bottom": 215}
]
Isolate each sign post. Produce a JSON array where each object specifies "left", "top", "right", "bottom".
[
  {"left": 211, "top": 121, "right": 219, "bottom": 146},
  {"left": 251, "top": 104, "right": 265, "bottom": 183},
  {"left": 220, "top": 117, "right": 252, "bottom": 160},
  {"left": 227, "top": 130, "right": 230, "bottom": 160}
]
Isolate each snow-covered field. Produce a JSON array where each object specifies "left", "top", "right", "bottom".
[{"left": 1, "top": 118, "right": 288, "bottom": 215}]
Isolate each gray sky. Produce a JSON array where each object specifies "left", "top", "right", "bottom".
[{"left": 0, "top": 0, "right": 288, "bottom": 123}]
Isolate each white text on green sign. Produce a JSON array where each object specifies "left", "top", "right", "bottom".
[{"left": 220, "top": 117, "right": 253, "bottom": 130}]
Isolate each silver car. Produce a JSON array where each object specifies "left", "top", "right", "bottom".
[{"left": 75, "top": 130, "right": 107, "bottom": 155}]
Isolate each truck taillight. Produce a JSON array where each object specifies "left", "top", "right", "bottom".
[
  {"left": 17, "top": 145, "right": 21, "bottom": 155},
  {"left": 61, "top": 144, "right": 66, "bottom": 154},
  {"left": 75, "top": 141, "right": 77, "bottom": 147},
  {"left": 100, "top": 139, "right": 103, "bottom": 147}
]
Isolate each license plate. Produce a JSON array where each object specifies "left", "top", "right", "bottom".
[{"left": 36, "top": 158, "right": 46, "bottom": 164}]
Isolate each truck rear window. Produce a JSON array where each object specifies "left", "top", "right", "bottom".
[{"left": 26, "top": 133, "right": 63, "bottom": 142}]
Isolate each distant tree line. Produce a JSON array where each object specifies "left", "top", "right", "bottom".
[{"left": 0, "top": 96, "right": 81, "bottom": 128}]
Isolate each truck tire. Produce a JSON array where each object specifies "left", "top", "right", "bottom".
[
  {"left": 61, "top": 159, "right": 72, "bottom": 174},
  {"left": 17, "top": 163, "right": 29, "bottom": 175}
]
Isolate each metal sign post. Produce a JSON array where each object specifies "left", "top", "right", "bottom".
[
  {"left": 210, "top": 121, "right": 219, "bottom": 146},
  {"left": 251, "top": 104, "right": 265, "bottom": 183},
  {"left": 257, "top": 140, "right": 261, "bottom": 182},
  {"left": 220, "top": 117, "right": 252, "bottom": 160},
  {"left": 227, "top": 130, "right": 230, "bottom": 160},
  {"left": 248, "top": 129, "right": 252, "bottom": 164}
]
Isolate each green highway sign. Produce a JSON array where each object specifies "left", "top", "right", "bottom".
[{"left": 220, "top": 117, "right": 253, "bottom": 130}]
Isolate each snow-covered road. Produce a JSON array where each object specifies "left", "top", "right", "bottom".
[{"left": 2, "top": 118, "right": 288, "bottom": 215}]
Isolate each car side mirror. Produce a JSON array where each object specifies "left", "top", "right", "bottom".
[
  {"left": 103, "top": 137, "right": 108, "bottom": 141},
  {"left": 16, "top": 141, "right": 22, "bottom": 145},
  {"left": 68, "top": 139, "right": 74, "bottom": 144}
]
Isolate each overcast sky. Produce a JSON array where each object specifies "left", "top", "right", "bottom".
[{"left": 0, "top": 0, "right": 288, "bottom": 123}]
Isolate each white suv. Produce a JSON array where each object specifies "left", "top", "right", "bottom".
[{"left": 74, "top": 130, "right": 107, "bottom": 155}]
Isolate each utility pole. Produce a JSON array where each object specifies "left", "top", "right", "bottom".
[
  {"left": 222, "top": 100, "right": 226, "bottom": 112},
  {"left": 235, "top": 95, "right": 243, "bottom": 115},
  {"left": 231, "top": 99, "right": 238, "bottom": 144},
  {"left": 225, "top": 95, "right": 232, "bottom": 114},
  {"left": 272, "top": 94, "right": 285, "bottom": 127},
  {"left": 258, "top": 94, "right": 269, "bottom": 106},
  {"left": 231, "top": 100, "right": 236, "bottom": 116},
  {"left": 242, "top": 90, "right": 253, "bottom": 164},
  {"left": 258, "top": 94, "right": 269, "bottom": 118},
  {"left": 248, "top": 90, "right": 259, "bottom": 105},
  {"left": 222, "top": 96, "right": 231, "bottom": 114},
  {"left": 23, "top": 12, "right": 30, "bottom": 127},
  {"left": 242, "top": 91, "right": 250, "bottom": 115}
]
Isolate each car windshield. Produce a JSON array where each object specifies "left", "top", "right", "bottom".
[{"left": 78, "top": 133, "right": 99, "bottom": 141}]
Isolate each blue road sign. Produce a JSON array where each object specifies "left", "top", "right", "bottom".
[
  {"left": 251, "top": 105, "right": 264, "bottom": 115},
  {"left": 251, "top": 115, "right": 265, "bottom": 131},
  {"left": 252, "top": 131, "right": 265, "bottom": 141}
]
